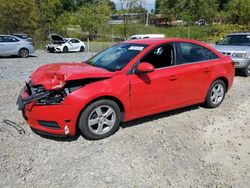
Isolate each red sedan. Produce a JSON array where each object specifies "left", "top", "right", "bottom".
[{"left": 17, "top": 38, "right": 234, "bottom": 140}]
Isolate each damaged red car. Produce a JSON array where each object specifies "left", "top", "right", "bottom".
[{"left": 17, "top": 38, "right": 234, "bottom": 140}]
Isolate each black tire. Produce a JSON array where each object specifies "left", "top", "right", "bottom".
[
  {"left": 63, "top": 46, "right": 68, "bottom": 53},
  {"left": 80, "top": 46, "right": 85, "bottom": 52},
  {"left": 78, "top": 99, "right": 121, "bottom": 140},
  {"left": 240, "top": 62, "right": 250, "bottom": 77},
  {"left": 19, "top": 48, "right": 29, "bottom": 58},
  {"left": 204, "top": 79, "right": 226, "bottom": 108}
]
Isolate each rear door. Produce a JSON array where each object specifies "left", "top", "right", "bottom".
[
  {"left": 2, "top": 36, "right": 21, "bottom": 55},
  {"left": 173, "top": 42, "right": 220, "bottom": 102}
]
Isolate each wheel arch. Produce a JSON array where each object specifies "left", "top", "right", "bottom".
[
  {"left": 76, "top": 95, "right": 125, "bottom": 131},
  {"left": 213, "top": 76, "right": 229, "bottom": 92},
  {"left": 19, "top": 47, "right": 29, "bottom": 53}
]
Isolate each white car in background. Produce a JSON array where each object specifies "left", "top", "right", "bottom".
[
  {"left": 46, "top": 34, "right": 85, "bottom": 53},
  {"left": 128, "top": 34, "right": 165, "bottom": 40}
]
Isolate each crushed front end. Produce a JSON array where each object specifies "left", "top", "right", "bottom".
[{"left": 17, "top": 81, "right": 78, "bottom": 137}]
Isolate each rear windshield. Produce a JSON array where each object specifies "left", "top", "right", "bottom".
[{"left": 219, "top": 35, "right": 250, "bottom": 46}]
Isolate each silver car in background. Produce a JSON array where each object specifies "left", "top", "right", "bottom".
[
  {"left": 0, "top": 35, "right": 35, "bottom": 58},
  {"left": 214, "top": 32, "right": 250, "bottom": 77}
]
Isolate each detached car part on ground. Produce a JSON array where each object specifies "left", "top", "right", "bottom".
[
  {"left": 46, "top": 34, "right": 85, "bottom": 53},
  {"left": 17, "top": 38, "right": 234, "bottom": 140},
  {"left": 214, "top": 32, "right": 250, "bottom": 77},
  {"left": 0, "top": 35, "right": 35, "bottom": 58}
]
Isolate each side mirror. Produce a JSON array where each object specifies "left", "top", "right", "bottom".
[
  {"left": 136, "top": 62, "right": 155, "bottom": 73},
  {"left": 215, "top": 41, "right": 219, "bottom": 45}
]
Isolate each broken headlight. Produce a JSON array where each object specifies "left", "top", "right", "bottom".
[{"left": 37, "top": 89, "right": 67, "bottom": 105}]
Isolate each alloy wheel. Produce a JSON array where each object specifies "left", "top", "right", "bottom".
[
  {"left": 210, "top": 83, "right": 224, "bottom": 105},
  {"left": 88, "top": 105, "right": 116, "bottom": 135}
]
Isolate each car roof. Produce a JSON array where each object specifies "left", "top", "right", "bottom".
[
  {"left": 123, "top": 38, "right": 206, "bottom": 46},
  {"left": 228, "top": 32, "right": 250, "bottom": 35}
]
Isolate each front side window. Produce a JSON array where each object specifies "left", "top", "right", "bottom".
[
  {"left": 219, "top": 35, "right": 250, "bottom": 46},
  {"left": 140, "top": 44, "right": 175, "bottom": 69},
  {"left": 177, "top": 42, "right": 218, "bottom": 64},
  {"left": 87, "top": 43, "right": 148, "bottom": 72}
]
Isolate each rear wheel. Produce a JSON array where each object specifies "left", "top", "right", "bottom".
[
  {"left": 241, "top": 62, "right": 250, "bottom": 77},
  {"left": 80, "top": 46, "right": 85, "bottom": 52},
  {"left": 63, "top": 46, "right": 68, "bottom": 53},
  {"left": 78, "top": 99, "right": 121, "bottom": 140},
  {"left": 204, "top": 79, "right": 226, "bottom": 108},
  {"left": 19, "top": 48, "right": 29, "bottom": 58}
]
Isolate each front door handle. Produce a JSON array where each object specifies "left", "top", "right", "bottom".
[{"left": 169, "top": 74, "right": 177, "bottom": 81}]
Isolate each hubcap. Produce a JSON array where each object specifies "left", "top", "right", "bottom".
[
  {"left": 20, "top": 49, "right": 28, "bottom": 57},
  {"left": 210, "top": 83, "right": 224, "bottom": 105},
  {"left": 88, "top": 105, "right": 116, "bottom": 135}
]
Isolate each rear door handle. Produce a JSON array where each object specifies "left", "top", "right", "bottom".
[
  {"left": 203, "top": 67, "right": 210, "bottom": 73},
  {"left": 169, "top": 74, "right": 177, "bottom": 81}
]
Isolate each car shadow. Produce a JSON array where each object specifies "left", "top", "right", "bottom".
[
  {"left": 120, "top": 104, "right": 200, "bottom": 129},
  {"left": 31, "top": 128, "right": 81, "bottom": 142},
  {"left": 0, "top": 55, "right": 37, "bottom": 59},
  {"left": 31, "top": 104, "right": 200, "bottom": 141}
]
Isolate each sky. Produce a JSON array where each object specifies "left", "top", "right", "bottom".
[{"left": 111, "top": 0, "right": 156, "bottom": 12}]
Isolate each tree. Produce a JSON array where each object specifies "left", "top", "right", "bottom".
[
  {"left": 75, "top": 1, "right": 112, "bottom": 39},
  {"left": 35, "top": 0, "right": 63, "bottom": 37},
  {"left": 155, "top": 0, "right": 178, "bottom": 25},
  {"left": 227, "top": 0, "right": 250, "bottom": 24},
  {"left": 175, "top": 0, "right": 219, "bottom": 24},
  {"left": 0, "top": 0, "right": 38, "bottom": 34}
]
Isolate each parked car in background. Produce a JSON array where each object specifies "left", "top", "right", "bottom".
[
  {"left": 214, "top": 32, "right": 250, "bottom": 77},
  {"left": 128, "top": 34, "right": 165, "bottom": 40},
  {"left": 13, "top": 33, "right": 33, "bottom": 43},
  {"left": 0, "top": 35, "right": 35, "bottom": 58},
  {"left": 195, "top": 19, "right": 206, "bottom": 26},
  {"left": 17, "top": 38, "right": 234, "bottom": 140},
  {"left": 46, "top": 34, "right": 85, "bottom": 53}
]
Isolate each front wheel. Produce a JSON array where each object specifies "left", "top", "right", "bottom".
[
  {"left": 63, "top": 46, "right": 68, "bottom": 53},
  {"left": 80, "top": 46, "right": 85, "bottom": 52},
  {"left": 204, "top": 79, "right": 226, "bottom": 108},
  {"left": 241, "top": 62, "right": 250, "bottom": 77},
  {"left": 78, "top": 99, "right": 121, "bottom": 140}
]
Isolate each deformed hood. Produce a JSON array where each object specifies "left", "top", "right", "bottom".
[
  {"left": 48, "top": 34, "right": 65, "bottom": 42},
  {"left": 31, "top": 63, "right": 115, "bottom": 90}
]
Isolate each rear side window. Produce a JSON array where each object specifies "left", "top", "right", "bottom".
[
  {"left": 177, "top": 42, "right": 218, "bottom": 64},
  {"left": 3, "top": 36, "right": 19, "bottom": 42}
]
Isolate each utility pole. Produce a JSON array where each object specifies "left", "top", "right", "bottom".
[{"left": 145, "top": 12, "right": 149, "bottom": 26}]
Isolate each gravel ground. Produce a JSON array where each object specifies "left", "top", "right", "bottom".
[{"left": 0, "top": 50, "right": 249, "bottom": 187}]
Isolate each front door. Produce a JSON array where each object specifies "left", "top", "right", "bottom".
[{"left": 130, "top": 43, "right": 183, "bottom": 116}]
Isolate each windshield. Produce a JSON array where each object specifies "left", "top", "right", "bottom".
[
  {"left": 86, "top": 43, "right": 148, "bottom": 71},
  {"left": 219, "top": 35, "right": 250, "bottom": 46}
]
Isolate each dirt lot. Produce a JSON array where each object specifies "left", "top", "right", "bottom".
[{"left": 0, "top": 50, "right": 249, "bottom": 187}]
